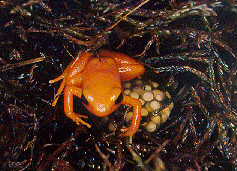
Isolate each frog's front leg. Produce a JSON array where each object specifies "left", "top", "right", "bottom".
[
  {"left": 64, "top": 86, "right": 91, "bottom": 128},
  {"left": 49, "top": 51, "right": 93, "bottom": 106},
  {"left": 121, "top": 96, "right": 142, "bottom": 136}
]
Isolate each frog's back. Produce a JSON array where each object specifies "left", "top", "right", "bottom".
[
  {"left": 84, "top": 57, "right": 118, "bottom": 73},
  {"left": 82, "top": 57, "right": 121, "bottom": 88}
]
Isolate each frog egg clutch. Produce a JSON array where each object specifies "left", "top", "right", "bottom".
[{"left": 123, "top": 78, "right": 174, "bottom": 133}]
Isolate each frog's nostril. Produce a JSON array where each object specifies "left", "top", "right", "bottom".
[{"left": 97, "top": 104, "right": 106, "bottom": 113}]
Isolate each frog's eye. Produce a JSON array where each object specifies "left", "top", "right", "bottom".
[
  {"left": 81, "top": 94, "right": 89, "bottom": 105},
  {"left": 115, "top": 93, "right": 123, "bottom": 104}
]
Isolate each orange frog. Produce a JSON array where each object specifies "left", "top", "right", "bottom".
[{"left": 49, "top": 50, "right": 145, "bottom": 136}]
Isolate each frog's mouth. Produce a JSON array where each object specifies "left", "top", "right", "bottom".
[{"left": 85, "top": 103, "right": 120, "bottom": 117}]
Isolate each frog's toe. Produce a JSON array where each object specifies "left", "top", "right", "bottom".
[
  {"left": 65, "top": 112, "right": 91, "bottom": 128},
  {"left": 76, "top": 114, "right": 88, "bottom": 119},
  {"left": 49, "top": 74, "right": 64, "bottom": 84},
  {"left": 51, "top": 96, "right": 60, "bottom": 107},
  {"left": 74, "top": 115, "right": 91, "bottom": 128}
]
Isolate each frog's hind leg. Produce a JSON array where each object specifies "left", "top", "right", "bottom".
[
  {"left": 98, "top": 50, "right": 145, "bottom": 81},
  {"left": 49, "top": 74, "right": 66, "bottom": 106},
  {"left": 51, "top": 79, "right": 66, "bottom": 106}
]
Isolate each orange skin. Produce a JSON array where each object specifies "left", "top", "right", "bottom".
[{"left": 49, "top": 50, "right": 145, "bottom": 136}]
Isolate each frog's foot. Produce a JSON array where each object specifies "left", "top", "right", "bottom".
[
  {"left": 65, "top": 112, "right": 91, "bottom": 128},
  {"left": 52, "top": 96, "right": 60, "bottom": 107},
  {"left": 51, "top": 79, "right": 65, "bottom": 107}
]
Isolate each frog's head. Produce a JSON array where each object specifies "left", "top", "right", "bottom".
[{"left": 81, "top": 85, "right": 123, "bottom": 117}]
